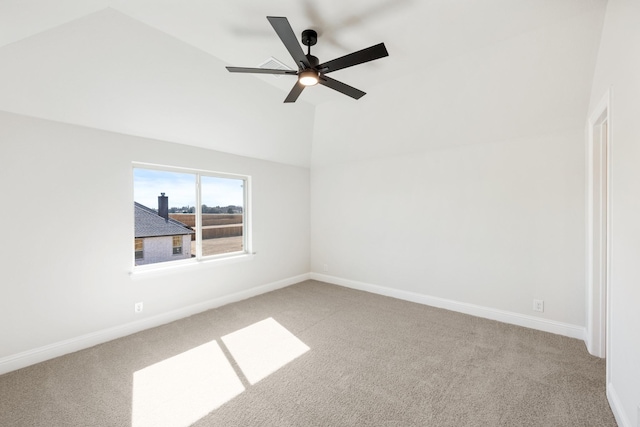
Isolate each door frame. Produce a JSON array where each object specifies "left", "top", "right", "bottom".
[{"left": 585, "top": 89, "right": 611, "bottom": 360}]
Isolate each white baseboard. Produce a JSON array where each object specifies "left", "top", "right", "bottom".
[
  {"left": 310, "top": 273, "right": 586, "bottom": 340},
  {"left": 0, "top": 273, "right": 310, "bottom": 376},
  {"left": 607, "top": 382, "right": 633, "bottom": 427}
]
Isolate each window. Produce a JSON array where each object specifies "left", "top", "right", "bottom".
[
  {"left": 172, "top": 236, "right": 183, "bottom": 255},
  {"left": 133, "top": 163, "right": 250, "bottom": 269},
  {"left": 135, "top": 239, "right": 144, "bottom": 260}
]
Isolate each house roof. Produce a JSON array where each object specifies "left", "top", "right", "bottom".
[{"left": 134, "top": 202, "right": 195, "bottom": 238}]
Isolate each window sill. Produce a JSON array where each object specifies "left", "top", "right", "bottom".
[{"left": 129, "top": 252, "right": 256, "bottom": 279}]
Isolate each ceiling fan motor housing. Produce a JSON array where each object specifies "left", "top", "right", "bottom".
[{"left": 306, "top": 55, "right": 319, "bottom": 68}]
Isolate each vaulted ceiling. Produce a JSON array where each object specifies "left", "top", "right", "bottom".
[{"left": 0, "top": 1, "right": 607, "bottom": 167}]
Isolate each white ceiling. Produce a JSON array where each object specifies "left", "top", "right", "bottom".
[{"left": 0, "top": 0, "right": 608, "bottom": 166}]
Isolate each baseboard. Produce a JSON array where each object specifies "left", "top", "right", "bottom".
[
  {"left": 310, "top": 273, "right": 586, "bottom": 340},
  {"left": 607, "top": 382, "right": 633, "bottom": 427},
  {"left": 0, "top": 272, "right": 589, "bottom": 375},
  {"left": 0, "top": 273, "right": 310, "bottom": 376}
]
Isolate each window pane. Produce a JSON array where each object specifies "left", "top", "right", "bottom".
[
  {"left": 134, "top": 168, "right": 195, "bottom": 266},
  {"left": 200, "top": 176, "right": 244, "bottom": 257}
]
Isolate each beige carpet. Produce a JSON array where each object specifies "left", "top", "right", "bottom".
[{"left": 0, "top": 280, "right": 616, "bottom": 426}]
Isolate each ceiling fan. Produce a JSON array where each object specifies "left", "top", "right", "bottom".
[{"left": 226, "top": 16, "right": 389, "bottom": 103}]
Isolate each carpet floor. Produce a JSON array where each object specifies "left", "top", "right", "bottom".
[{"left": 0, "top": 280, "right": 616, "bottom": 426}]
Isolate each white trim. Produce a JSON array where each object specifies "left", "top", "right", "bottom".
[
  {"left": 243, "top": 175, "right": 253, "bottom": 255},
  {"left": 195, "top": 173, "right": 203, "bottom": 257},
  {"left": 129, "top": 252, "right": 256, "bottom": 278},
  {"left": 311, "top": 273, "right": 585, "bottom": 340},
  {"left": 585, "top": 89, "right": 611, "bottom": 358},
  {"left": 607, "top": 383, "right": 632, "bottom": 427},
  {"left": 0, "top": 273, "right": 310, "bottom": 375},
  {"left": 585, "top": 114, "right": 594, "bottom": 353},
  {"left": 132, "top": 161, "right": 249, "bottom": 181}
]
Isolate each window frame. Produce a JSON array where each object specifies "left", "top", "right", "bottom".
[{"left": 132, "top": 162, "right": 252, "bottom": 274}]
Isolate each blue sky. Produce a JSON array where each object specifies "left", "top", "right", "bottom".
[{"left": 134, "top": 168, "right": 244, "bottom": 209}]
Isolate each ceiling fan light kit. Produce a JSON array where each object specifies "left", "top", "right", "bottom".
[
  {"left": 226, "top": 16, "right": 388, "bottom": 103},
  {"left": 298, "top": 69, "right": 319, "bottom": 86}
]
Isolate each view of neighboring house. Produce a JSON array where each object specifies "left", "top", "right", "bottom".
[{"left": 134, "top": 198, "right": 194, "bottom": 266}]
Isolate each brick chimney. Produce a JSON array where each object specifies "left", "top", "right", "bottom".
[{"left": 158, "top": 193, "right": 169, "bottom": 221}]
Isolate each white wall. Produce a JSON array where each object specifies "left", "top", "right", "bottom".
[
  {"left": 0, "top": 111, "right": 310, "bottom": 370},
  {"left": 309, "top": 6, "right": 601, "bottom": 336},
  {"left": 311, "top": 130, "right": 586, "bottom": 331},
  {"left": 588, "top": 1, "right": 640, "bottom": 425}
]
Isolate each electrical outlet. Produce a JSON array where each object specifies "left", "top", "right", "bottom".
[
  {"left": 134, "top": 302, "right": 144, "bottom": 313},
  {"left": 533, "top": 299, "right": 544, "bottom": 312},
  {"left": 323, "top": 264, "right": 328, "bottom": 273}
]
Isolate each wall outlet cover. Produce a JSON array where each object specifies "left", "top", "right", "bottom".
[{"left": 533, "top": 299, "right": 544, "bottom": 312}]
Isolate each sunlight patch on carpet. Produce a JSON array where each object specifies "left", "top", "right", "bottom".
[
  {"left": 222, "top": 317, "right": 310, "bottom": 385},
  {"left": 131, "top": 318, "right": 310, "bottom": 427},
  {"left": 131, "top": 341, "right": 245, "bottom": 427}
]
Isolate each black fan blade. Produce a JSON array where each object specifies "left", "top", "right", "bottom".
[
  {"left": 284, "top": 81, "right": 305, "bottom": 103},
  {"left": 318, "top": 43, "right": 388, "bottom": 74},
  {"left": 267, "top": 16, "right": 310, "bottom": 69},
  {"left": 226, "top": 66, "right": 297, "bottom": 75},
  {"left": 318, "top": 76, "right": 366, "bottom": 100}
]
